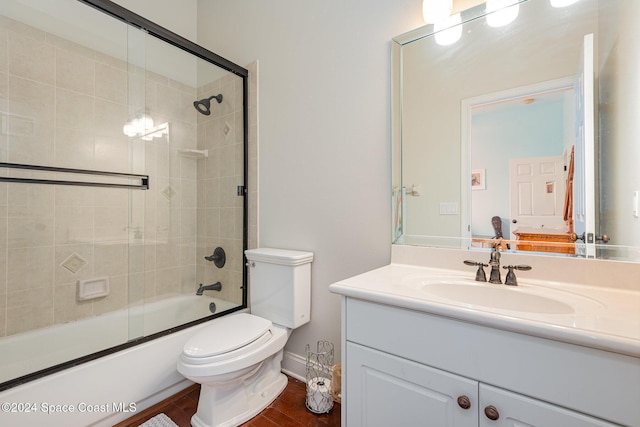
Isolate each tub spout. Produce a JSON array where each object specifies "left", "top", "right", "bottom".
[{"left": 196, "top": 282, "right": 222, "bottom": 295}]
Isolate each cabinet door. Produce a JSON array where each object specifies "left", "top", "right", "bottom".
[
  {"left": 479, "top": 384, "right": 621, "bottom": 427},
  {"left": 346, "top": 342, "right": 477, "bottom": 427}
]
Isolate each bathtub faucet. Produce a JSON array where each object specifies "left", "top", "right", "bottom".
[{"left": 196, "top": 282, "right": 222, "bottom": 295}]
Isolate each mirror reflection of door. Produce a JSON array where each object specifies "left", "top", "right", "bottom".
[
  {"left": 509, "top": 155, "right": 566, "bottom": 240},
  {"left": 466, "top": 79, "right": 575, "bottom": 244}
]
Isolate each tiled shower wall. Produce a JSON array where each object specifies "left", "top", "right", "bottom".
[
  {"left": 194, "top": 74, "right": 246, "bottom": 305},
  {"left": 0, "top": 16, "right": 249, "bottom": 338}
]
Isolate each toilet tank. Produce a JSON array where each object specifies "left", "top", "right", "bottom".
[{"left": 245, "top": 248, "right": 313, "bottom": 329}]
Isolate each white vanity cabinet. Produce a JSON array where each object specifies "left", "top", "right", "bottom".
[
  {"left": 342, "top": 298, "right": 638, "bottom": 427},
  {"left": 347, "top": 342, "right": 477, "bottom": 426},
  {"left": 347, "top": 342, "right": 618, "bottom": 427},
  {"left": 477, "top": 384, "right": 618, "bottom": 427}
]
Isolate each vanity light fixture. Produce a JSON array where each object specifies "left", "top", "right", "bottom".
[
  {"left": 123, "top": 113, "right": 154, "bottom": 137},
  {"left": 122, "top": 113, "right": 169, "bottom": 142},
  {"left": 139, "top": 122, "right": 169, "bottom": 141},
  {"left": 435, "top": 13, "right": 462, "bottom": 46},
  {"left": 550, "top": 0, "right": 579, "bottom": 7},
  {"left": 486, "top": 0, "right": 520, "bottom": 28},
  {"left": 122, "top": 114, "right": 168, "bottom": 140},
  {"left": 422, "top": 0, "right": 453, "bottom": 24}
]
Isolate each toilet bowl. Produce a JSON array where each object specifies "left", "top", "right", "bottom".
[
  {"left": 177, "top": 248, "right": 313, "bottom": 427},
  {"left": 178, "top": 313, "right": 289, "bottom": 427}
]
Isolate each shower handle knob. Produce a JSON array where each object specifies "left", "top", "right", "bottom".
[{"left": 204, "top": 247, "right": 226, "bottom": 268}]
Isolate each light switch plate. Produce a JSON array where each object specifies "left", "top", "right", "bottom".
[{"left": 439, "top": 202, "right": 459, "bottom": 215}]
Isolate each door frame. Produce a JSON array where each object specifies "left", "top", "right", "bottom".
[{"left": 461, "top": 76, "right": 575, "bottom": 241}]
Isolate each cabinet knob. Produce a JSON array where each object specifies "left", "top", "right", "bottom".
[
  {"left": 457, "top": 395, "right": 471, "bottom": 410},
  {"left": 484, "top": 405, "right": 500, "bottom": 420}
]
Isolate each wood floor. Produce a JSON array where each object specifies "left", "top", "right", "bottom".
[{"left": 114, "top": 375, "right": 341, "bottom": 427}]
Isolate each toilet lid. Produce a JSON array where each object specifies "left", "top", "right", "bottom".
[{"left": 183, "top": 313, "right": 272, "bottom": 358}]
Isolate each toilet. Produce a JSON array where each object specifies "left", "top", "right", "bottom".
[{"left": 177, "top": 248, "right": 313, "bottom": 427}]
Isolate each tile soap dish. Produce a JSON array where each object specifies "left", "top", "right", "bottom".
[{"left": 77, "top": 277, "right": 110, "bottom": 301}]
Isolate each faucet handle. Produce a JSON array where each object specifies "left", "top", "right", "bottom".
[
  {"left": 502, "top": 265, "right": 532, "bottom": 286},
  {"left": 204, "top": 246, "right": 226, "bottom": 268},
  {"left": 464, "top": 260, "right": 488, "bottom": 282},
  {"left": 513, "top": 264, "right": 532, "bottom": 271}
]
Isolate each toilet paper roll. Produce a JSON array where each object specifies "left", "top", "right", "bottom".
[{"left": 306, "top": 377, "right": 333, "bottom": 413}]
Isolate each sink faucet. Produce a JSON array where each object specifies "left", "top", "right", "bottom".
[
  {"left": 196, "top": 281, "right": 222, "bottom": 295},
  {"left": 463, "top": 260, "right": 488, "bottom": 282},
  {"left": 465, "top": 244, "right": 532, "bottom": 286},
  {"left": 488, "top": 246, "right": 502, "bottom": 284},
  {"left": 502, "top": 264, "right": 532, "bottom": 286}
]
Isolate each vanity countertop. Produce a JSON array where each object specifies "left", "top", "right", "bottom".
[{"left": 329, "top": 263, "right": 640, "bottom": 357}]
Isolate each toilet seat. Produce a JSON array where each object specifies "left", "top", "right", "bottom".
[{"left": 181, "top": 313, "right": 274, "bottom": 365}]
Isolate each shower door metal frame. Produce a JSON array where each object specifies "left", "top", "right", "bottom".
[
  {"left": 1, "top": 0, "right": 249, "bottom": 392},
  {"left": 0, "top": 162, "right": 150, "bottom": 189},
  {"left": 76, "top": 0, "right": 250, "bottom": 309}
]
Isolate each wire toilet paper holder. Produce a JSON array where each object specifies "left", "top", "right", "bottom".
[{"left": 305, "top": 340, "right": 334, "bottom": 414}]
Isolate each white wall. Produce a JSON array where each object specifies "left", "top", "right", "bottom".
[
  {"left": 195, "top": 1, "right": 422, "bottom": 368},
  {"left": 598, "top": 0, "right": 640, "bottom": 249},
  {"left": 111, "top": 0, "right": 198, "bottom": 42}
]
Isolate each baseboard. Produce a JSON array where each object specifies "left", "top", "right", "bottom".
[{"left": 281, "top": 350, "right": 306, "bottom": 382}]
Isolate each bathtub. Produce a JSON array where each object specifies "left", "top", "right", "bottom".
[{"left": 0, "top": 294, "right": 243, "bottom": 427}]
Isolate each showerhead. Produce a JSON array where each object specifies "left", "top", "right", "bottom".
[{"left": 193, "top": 94, "right": 223, "bottom": 116}]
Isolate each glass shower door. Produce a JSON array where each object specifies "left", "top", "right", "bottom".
[
  {"left": 0, "top": 0, "right": 247, "bottom": 389},
  {"left": 133, "top": 33, "right": 247, "bottom": 336}
]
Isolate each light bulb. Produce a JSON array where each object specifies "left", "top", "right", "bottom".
[
  {"left": 434, "top": 14, "right": 462, "bottom": 46},
  {"left": 123, "top": 123, "right": 136, "bottom": 137},
  {"left": 131, "top": 118, "right": 143, "bottom": 134},
  {"left": 142, "top": 114, "right": 154, "bottom": 129},
  {"left": 423, "top": 0, "right": 453, "bottom": 24},
  {"left": 486, "top": 0, "right": 520, "bottom": 28},
  {"left": 123, "top": 114, "right": 155, "bottom": 138}
]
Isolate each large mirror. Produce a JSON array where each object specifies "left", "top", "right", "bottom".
[{"left": 392, "top": 0, "right": 640, "bottom": 262}]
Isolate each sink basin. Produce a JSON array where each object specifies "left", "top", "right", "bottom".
[{"left": 420, "top": 282, "right": 574, "bottom": 314}]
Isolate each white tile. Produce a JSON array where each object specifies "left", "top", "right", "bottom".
[
  {"left": 55, "top": 47, "right": 95, "bottom": 96},
  {"left": 56, "top": 88, "right": 94, "bottom": 132},
  {"left": 8, "top": 31, "right": 54, "bottom": 85},
  {"left": 95, "top": 62, "right": 126, "bottom": 104}
]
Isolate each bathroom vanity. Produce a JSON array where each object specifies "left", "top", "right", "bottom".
[
  {"left": 378, "top": 0, "right": 640, "bottom": 423},
  {"left": 329, "top": 254, "right": 640, "bottom": 427}
]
